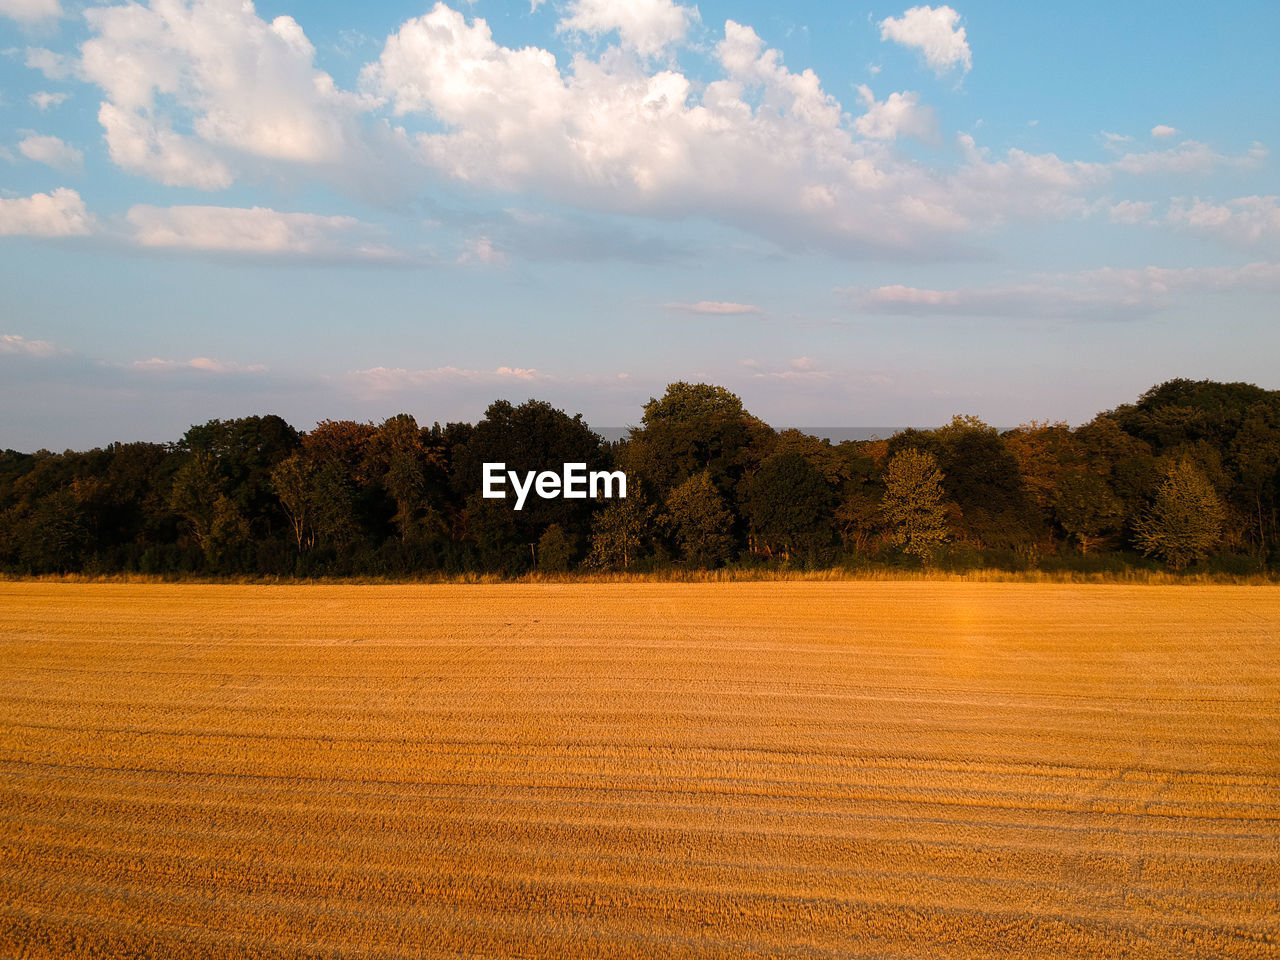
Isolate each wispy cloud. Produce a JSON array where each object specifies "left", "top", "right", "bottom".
[
  {"left": 745, "top": 356, "right": 832, "bottom": 380},
  {"left": 1113, "top": 140, "right": 1265, "bottom": 176},
  {"left": 664, "top": 301, "right": 760, "bottom": 315},
  {"left": 29, "top": 90, "right": 68, "bottom": 110},
  {"left": 1, "top": 333, "right": 61, "bottom": 357},
  {"left": 845, "top": 261, "right": 1280, "bottom": 318},
  {"left": 1166, "top": 195, "right": 1280, "bottom": 247},
  {"left": 350, "top": 365, "right": 546, "bottom": 392},
  {"left": 1, "top": 0, "right": 61, "bottom": 25},
  {"left": 18, "top": 133, "right": 83, "bottom": 173},
  {"left": 126, "top": 204, "right": 405, "bottom": 261},
  {"left": 132, "top": 357, "right": 269, "bottom": 374}
]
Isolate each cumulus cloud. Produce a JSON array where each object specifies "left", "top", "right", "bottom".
[
  {"left": 13, "top": 1, "right": 1260, "bottom": 262},
  {"left": 0, "top": 188, "right": 94, "bottom": 236},
  {"left": 1, "top": 333, "right": 60, "bottom": 356},
  {"left": 96, "top": 103, "right": 233, "bottom": 190},
  {"left": 0, "top": 0, "right": 60, "bottom": 24},
  {"left": 77, "top": 0, "right": 384, "bottom": 189},
  {"left": 949, "top": 133, "right": 1107, "bottom": 221},
  {"left": 1166, "top": 195, "right": 1280, "bottom": 246},
  {"left": 557, "top": 0, "right": 697, "bottom": 58},
  {"left": 359, "top": 6, "right": 1166, "bottom": 256},
  {"left": 17, "top": 133, "right": 83, "bottom": 172},
  {"left": 854, "top": 84, "right": 937, "bottom": 141},
  {"left": 29, "top": 90, "right": 68, "bottom": 110},
  {"left": 365, "top": 8, "right": 992, "bottom": 254},
  {"left": 132, "top": 356, "right": 268, "bottom": 374},
  {"left": 1151, "top": 124, "right": 1178, "bottom": 138},
  {"left": 663, "top": 300, "right": 759, "bottom": 314},
  {"left": 125, "top": 204, "right": 401, "bottom": 260},
  {"left": 879, "top": 5, "right": 971, "bottom": 75},
  {"left": 846, "top": 261, "right": 1280, "bottom": 318}
]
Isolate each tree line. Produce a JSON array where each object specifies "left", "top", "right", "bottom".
[{"left": 1, "top": 378, "right": 1277, "bottom": 577}]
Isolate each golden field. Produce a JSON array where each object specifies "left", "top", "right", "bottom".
[{"left": 0, "top": 582, "right": 1277, "bottom": 959}]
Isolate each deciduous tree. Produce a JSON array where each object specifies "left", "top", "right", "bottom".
[
  {"left": 881, "top": 448, "right": 950, "bottom": 564},
  {"left": 1133, "top": 460, "right": 1225, "bottom": 570}
]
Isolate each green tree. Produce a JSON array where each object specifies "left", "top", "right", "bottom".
[
  {"left": 624, "top": 382, "right": 774, "bottom": 501},
  {"left": 888, "top": 416, "right": 1041, "bottom": 550},
  {"left": 835, "top": 485, "right": 883, "bottom": 556},
  {"left": 665, "top": 470, "right": 735, "bottom": 567},
  {"left": 743, "top": 452, "right": 833, "bottom": 562},
  {"left": 1229, "top": 399, "right": 1280, "bottom": 555},
  {"left": 1133, "top": 460, "right": 1226, "bottom": 570},
  {"left": 585, "top": 497, "right": 652, "bottom": 570},
  {"left": 167, "top": 452, "right": 223, "bottom": 558},
  {"left": 181, "top": 415, "right": 298, "bottom": 539},
  {"left": 881, "top": 448, "right": 950, "bottom": 564},
  {"left": 453, "top": 399, "right": 610, "bottom": 552},
  {"left": 1052, "top": 470, "right": 1123, "bottom": 554},
  {"left": 365, "top": 414, "right": 449, "bottom": 546},
  {"left": 536, "top": 523, "right": 575, "bottom": 573},
  {"left": 271, "top": 453, "right": 317, "bottom": 553}
]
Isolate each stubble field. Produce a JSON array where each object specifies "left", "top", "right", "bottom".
[{"left": 0, "top": 581, "right": 1277, "bottom": 959}]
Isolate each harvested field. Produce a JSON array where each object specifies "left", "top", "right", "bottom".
[{"left": 0, "top": 581, "right": 1277, "bottom": 959}]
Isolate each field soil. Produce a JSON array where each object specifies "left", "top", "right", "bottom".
[{"left": 0, "top": 581, "right": 1277, "bottom": 958}]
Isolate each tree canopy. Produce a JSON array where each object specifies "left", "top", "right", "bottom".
[{"left": 1, "top": 379, "right": 1275, "bottom": 577}]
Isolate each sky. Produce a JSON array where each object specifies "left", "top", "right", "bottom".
[{"left": 2, "top": 0, "right": 1278, "bottom": 450}]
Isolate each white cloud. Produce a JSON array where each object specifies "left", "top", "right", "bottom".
[
  {"left": 126, "top": 204, "right": 401, "bottom": 260},
  {"left": 364, "top": 9, "right": 983, "bottom": 254},
  {"left": 663, "top": 300, "right": 759, "bottom": 314},
  {"left": 1108, "top": 199, "right": 1153, "bottom": 224},
  {"left": 0, "top": 0, "right": 60, "bottom": 24},
  {"left": 17, "top": 133, "right": 83, "bottom": 172},
  {"left": 361, "top": 7, "right": 1148, "bottom": 256},
  {"left": 854, "top": 84, "right": 937, "bottom": 141},
  {"left": 0, "top": 188, "right": 93, "bottom": 236},
  {"left": 17, "top": 1, "right": 1253, "bottom": 263},
  {"left": 1166, "top": 195, "right": 1280, "bottom": 246},
  {"left": 352, "top": 365, "right": 545, "bottom": 391},
  {"left": 1151, "top": 124, "right": 1178, "bottom": 138},
  {"left": 1100, "top": 131, "right": 1133, "bottom": 150},
  {"left": 949, "top": 133, "right": 1107, "bottom": 222},
  {"left": 1113, "top": 140, "right": 1264, "bottom": 176},
  {"left": 557, "top": 0, "right": 697, "bottom": 58},
  {"left": 132, "top": 357, "right": 268, "bottom": 374},
  {"left": 878, "top": 5, "right": 971, "bottom": 75},
  {"left": 29, "top": 90, "right": 68, "bottom": 110},
  {"left": 24, "top": 46, "right": 77, "bottom": 80},
  {"left": 1, "top": 333, "right": 60, "bottom": 356},
  {"left": 749, "top": 356, "right": 831, "bottom": 380},
  {"left": 78, "top": 0, "right": 382, "bottom": 189},
  {"left": 96, "top": 102, "right": 232, "bottom": 190},
  {"left": 457, "top": 235, "right": 506, "bottom": 265},
  {"left": 846, "top": 261, "right": 1280, "bottom": 318}
]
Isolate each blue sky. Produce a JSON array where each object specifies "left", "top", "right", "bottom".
[{"left": 2, "top": 0, "right": 1278, "bottom": 449}]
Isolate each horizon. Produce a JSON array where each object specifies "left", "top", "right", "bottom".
[{"left": 3, "top": 0, "right": 1279, "bottom": 450}]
